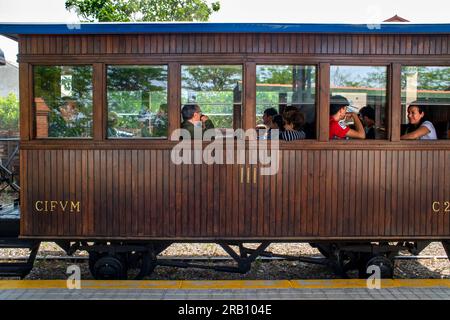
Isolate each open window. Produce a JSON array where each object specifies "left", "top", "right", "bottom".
[
  {"left": 256, "top": 65, "right": 316, "bottom": 139},
  {"left": 330, "top": 66, "right": 388, "bottom": 140},
  {"left": 401, "top": 66, "right": 450, "bottom": 140}
]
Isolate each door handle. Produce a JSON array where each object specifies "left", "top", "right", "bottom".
[{"left": 253, "top": 167, "right": 257, "bottom": 184}]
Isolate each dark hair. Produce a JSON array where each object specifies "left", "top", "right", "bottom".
[
  {"left": 283, "top": 105, "right": 298, "bottom": 113},
  {"left": 263, "top": 107, "right": 278, "bottom": 117},
  {"left": 330, "top": 95, "right": 349, "bottom": 116},
  {"left": 181, "top": 104, "right": 199, "bottom": 121},
  {"left": 283, "top": 109, "right": 305, "bottom": 131},
  {"left": 404, "top": 101, "right": 431, "bottom": 134},
  {"left": 407, "top": 101, "right": 425, "bottom": 113},
  {"left": 359, "top": 106, "right": 375, "bottom": 121},
  {"left": 272, "top": 114, "right": 285, "bottom": 131}
]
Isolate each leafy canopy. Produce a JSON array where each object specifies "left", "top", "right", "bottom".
[
  {"left": 65, "top": 0, "right": 220, "bottom": 22},
  {"left": 0, "top": 93, "right": 19, "bottom": 132}
]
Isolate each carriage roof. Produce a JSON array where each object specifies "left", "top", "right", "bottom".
[{"left": 1, "top": 22, "right": 450, "bottom": 41}]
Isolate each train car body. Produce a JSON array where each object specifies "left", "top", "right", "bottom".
[{"left": 1, "top": 23, "right": 450, "bottom": 279}]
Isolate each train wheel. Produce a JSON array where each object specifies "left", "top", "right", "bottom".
[
  {"left": 363, "top": 255, "right": 394, "bottom": 279},
  {"left": 126, "top": 251, "right": 156, "bottom": 280},
  {"left": 330, "top": 250, "right": 359, "bottom": 278},
  {"left": 91, "top": 255, "right": 127, "bottom": 280}
]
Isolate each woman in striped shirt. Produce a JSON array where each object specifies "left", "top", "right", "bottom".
[{"left": 278, "top": 109, "right": 306, "bottom": 141}]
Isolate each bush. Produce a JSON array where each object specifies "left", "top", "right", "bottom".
[{"left": 0, "top": 93, "right": 19, "bottom": 132}]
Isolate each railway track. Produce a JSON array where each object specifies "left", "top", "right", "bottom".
[{"left": 0, "top": 254, "right": 448, "bottom": 263}]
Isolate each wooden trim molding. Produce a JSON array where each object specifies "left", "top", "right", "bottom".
[
  {"left": 93, "top": 63, "right": 105, "bottom": 141},
  {"left": 244, "top": 62, "right": 256, "bottom": 132},
  {"left": 168, "top": 62, "right": 181, "bottom": 140},
  {"left": 19, "top": 63, "right": 31, "bottom": 141},
  {"left": 318, "top": 63, "right": 330, "bottom": 142},
  {"left": 390, "top": 63, "right": 402, "bottom": 142}
]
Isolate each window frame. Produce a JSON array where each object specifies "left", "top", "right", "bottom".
[
  {"left": 179, "top": 63, "right": 245, "bottom": 133},
  {"left": 105, "top": 64, "right": 170, "bottom": 140},
  {"left": 25, "top": 57, "right": 450, "bottom": 147},
  {"left": 329, "top": 64, "right": 390, "bottom": 142},
  {"left": 399, "top": 64, "right": 450, "bottom": 142},
  {"left": 31, "top": 63, "right": 95, "bottom": 140},
  {"left": 255, "top": 63, "right": 319, "bottom": 141}
]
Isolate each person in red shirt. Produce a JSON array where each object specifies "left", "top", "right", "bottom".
[{"left": 329, "top": 95, "right": 366, "bottom": 140}]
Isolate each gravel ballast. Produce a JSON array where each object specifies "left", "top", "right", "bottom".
[{"left": 0, "top": 242, "right": 448, "bottom": 280}]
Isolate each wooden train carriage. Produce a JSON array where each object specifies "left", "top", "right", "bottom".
[
  {"left": 1, "top": 23, "right": 450, "bottom": 279},
  {"left": 0, "top": 22, "right": 449, "bottom": 241}
]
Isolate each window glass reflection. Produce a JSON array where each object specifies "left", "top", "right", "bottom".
[
  {"left": 181, "top": 65, "right": 242, "bottom": 130},
  {"left": 34, "top": 65, "right": 93, "bottom": 138},
  {"left": 107, "top": 65, "right": 168, "bottom": 138}
]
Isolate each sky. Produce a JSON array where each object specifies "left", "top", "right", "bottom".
[{"left": 1, "top": 0, "right": 450, "bottom": 64}]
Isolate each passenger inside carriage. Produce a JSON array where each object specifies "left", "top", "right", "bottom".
[
  {"left": 262, "top": 108, "right": 279, "bottom": 129},
  {"left": 401, "top": 102, "right": 437, "bottom": 140},
  {"left": 107, "top": 112, "right": 134, "bottom": 138},
  {"left": 358, "top": 106, "right": 376, "bottom": 139},
  {"left": 329, "top": 95, "right": 366, "bottom": 140},
  {"left": 278, "top": 108, "right": 306, "bottom": 141},
  {"left": 180, "top": 104, "right": 215, "bottom": 139},
  {"left": 258, "top": 107, "right": 279, "bottom": 139}
]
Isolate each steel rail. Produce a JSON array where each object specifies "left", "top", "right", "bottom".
[{"left": 0, "top": 254, "right": 448, "bottom": 262}]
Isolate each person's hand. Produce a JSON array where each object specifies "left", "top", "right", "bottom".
[{"left": 344, "top": 112, "right": 354, "bottom": 121}]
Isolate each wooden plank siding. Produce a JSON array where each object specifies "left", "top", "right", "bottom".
[
  {"left": 18, "top": 34, "right": 450, "bottom": 58},
  {"left": 17, "top": 32, "right": 450, "bottom": 240},
  {"left": 20, "top": 148, "right": 450, "bottom": 239}
]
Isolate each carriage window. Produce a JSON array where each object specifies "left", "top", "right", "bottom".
[
  {"left": 181, "top": 65, "right": 242, "bottom": 130},
  {"left": 256, "top": 65, "right": 316, "bottom": 139},
  {"left": 401, "top": 66, "right": 450, "bottom": 140},
  {"left": 34, "top": 66, "right": 93, "bottom": 138},
  {"left": 107, "top": 65, "right": 168, "bottom": 138},
  {"left": 330, "top": 66, "right": 388, "bottom": 140}
]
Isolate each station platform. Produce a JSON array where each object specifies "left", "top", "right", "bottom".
[{"left": 0, "top": 279, "right": 448, "bottom": 300}]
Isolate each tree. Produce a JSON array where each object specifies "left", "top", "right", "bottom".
[
  {"left": 0, "top": 93, "right": 19, "bottom": 133},
  {"left": 182, "top": 66, "right": 241, "bottom": 91},
  {"left": 65, "top": 0, "right": 220, "bottom": 22}
]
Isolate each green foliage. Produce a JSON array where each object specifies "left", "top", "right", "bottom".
[
  {"left": 402, "top": 66, "right": 450, "bottom": 91},
  {"left": 331, "top": 66, "right": 387, "bottom": 89},
  {"left": 65, "top": 0, "right": 220, "bottom": 22},
  {"left": 34, "top": 66, "right": 94, "bottom": 137},
  {"left": 181, "top": 66, "right": 241, "bottom": 128},
  {"left": 107, "top": 66, "right": 168, "bottom": 137},
  {"left": 0, "top": 93, "right": 19, "bottom": 132},
  {"left": 182, "top": 66, "right": 242, "bottom": 91},
  {"left": 257, "top": 66, "right": 293, "bottom": 84}
]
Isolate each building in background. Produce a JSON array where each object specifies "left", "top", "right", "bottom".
[
  {"left": 383, "top": 15, "right": 410, "bottom": 22},
  {"left": 0, "top": 48, "right": 5, "bottom": 65},
  {"left": 0, "top": 60, "right": 19, "bottom": 97}
]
